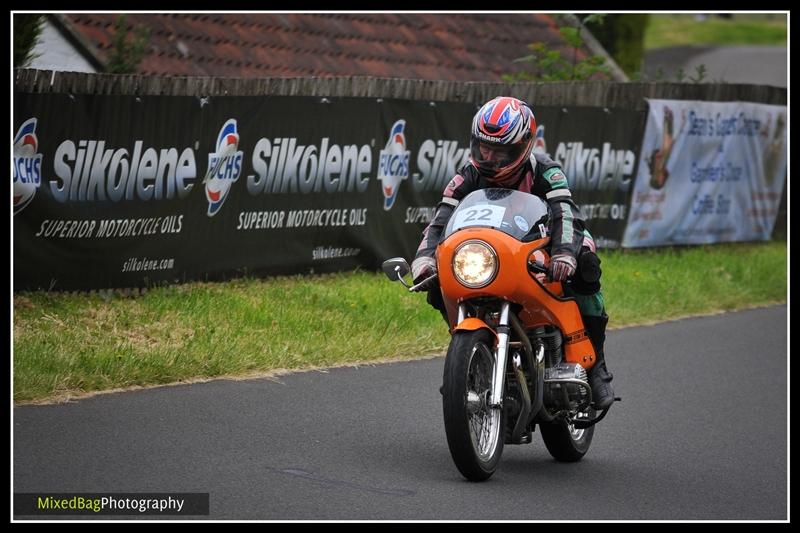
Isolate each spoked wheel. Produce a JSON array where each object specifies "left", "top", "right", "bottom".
[
  {"left": 539, "top": 407, "right": 595, "bottom": 462},
  {"left": 442, "top": 329, "right": 504, "bottom": 481}
]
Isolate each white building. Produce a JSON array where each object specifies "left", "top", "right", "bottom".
[{"left": 26, "top": 15, "right": 103, "bottom": 73}]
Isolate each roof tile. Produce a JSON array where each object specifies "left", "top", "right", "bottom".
[{"left": 65, "top": 13, "right": 605, "bottom": 81}]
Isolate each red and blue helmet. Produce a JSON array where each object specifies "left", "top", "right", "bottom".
[{"left": 470, "top": 96, "right": 536, "bottom": 185}]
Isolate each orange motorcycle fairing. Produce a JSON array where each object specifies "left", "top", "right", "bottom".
[
  {"left": 452, "top": 317, "right": 498, "bottom": 341},
  {"left": 437, "top": 228, "right": 596, "bottom": 369}
]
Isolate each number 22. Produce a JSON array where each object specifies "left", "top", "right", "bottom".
[{"left": 463, "top": 208, "right": 493, "bottom": 222}]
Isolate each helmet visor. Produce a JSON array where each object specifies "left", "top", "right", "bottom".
[{"left": 470, "top": 139, "right": 527, "bottom": 173}]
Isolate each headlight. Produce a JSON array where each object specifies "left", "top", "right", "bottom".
[{"left": 452, "top": 240, "right": 498, "bottom": 288}]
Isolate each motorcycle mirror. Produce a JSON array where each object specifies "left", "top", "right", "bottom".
[{"left": 381, "top": 258, "right": 411, "bottom": 284}]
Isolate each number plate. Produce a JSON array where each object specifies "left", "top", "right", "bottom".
[{"left": 451, "top": 205, "right": 507, "bottom": 231}]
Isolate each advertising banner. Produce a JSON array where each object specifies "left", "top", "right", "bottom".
[
  {"left": 623, "top": 99, "right": 787, "bottom": 247},
  {"left": 531, "top": 106, "right": 645, "bottom": 249},
  {"left": 13, "top": 94, "right": 644, "bottom": 291},
  {"left": 13, "top": 95, "right": 471, "bottom": 290}
]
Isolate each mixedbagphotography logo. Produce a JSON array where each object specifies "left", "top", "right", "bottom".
[
  {"left": 205, "top": 119, "right": 243, "bottom": 216},
  {"left": 14, "top": 492, "right": 210, "bottom": 516},
  {"left": 13, "top": 118, "right": 43, "bottom": 215},
  {"left": 377, "top": 119, "right": 410, "bottom": 211}
]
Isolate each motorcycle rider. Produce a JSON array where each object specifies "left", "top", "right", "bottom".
[{"left": 411, "top": 96, "right": 615, "bottom": 410}]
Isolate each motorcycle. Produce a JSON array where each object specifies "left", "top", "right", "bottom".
[{"left": 382, "top": 188, "right": 614, "bottom": 481}]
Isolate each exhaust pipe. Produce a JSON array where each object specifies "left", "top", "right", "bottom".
[
  {"left": 510, "top": 354, "right": 531, "bottom": 443},
  {"left": 508, "top": 312, "right": 545, "bottom": 442}
]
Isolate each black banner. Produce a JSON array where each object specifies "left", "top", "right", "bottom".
[
  {"left": 13, "top": 94, "right": 645, "bottom": 290},
  {"left": 532, "top": 106, "right": 646, "bottom": 249}
]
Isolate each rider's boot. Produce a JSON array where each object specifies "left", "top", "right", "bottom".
[{"left": 583, "top": 313, "right": 615, "bottom": 410}]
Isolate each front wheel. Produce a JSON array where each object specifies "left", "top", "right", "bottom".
[
  {"left": 442, "top": 329, "right": 504, "bottom": 481},
  {"left": 539, "top": 408, "right": 595, "bottom": 462}
]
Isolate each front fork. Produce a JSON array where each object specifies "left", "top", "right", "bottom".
[
  {"left": 455, "top": 300, "right": 512, "bottom": 409},
  {"left": 490, "top": 302, "right": 511, "bottom": 408}
]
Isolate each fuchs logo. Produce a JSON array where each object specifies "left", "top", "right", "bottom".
[
  {"left": 205, "top": 119, "right": 243, "bottom": 217},
  {"left": 13, "top": 118, "right": 43, "bottom": 214},
  {"left": 377, "top": 119, "right": 410, "bottom": 211},
  {"left": 533, "top": 124, "right": 547, "bottom": 155}
]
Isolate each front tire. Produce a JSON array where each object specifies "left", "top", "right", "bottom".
[
  {"left": 442, "top": 329, "right": 504, "bottom": 481},
  {"left": 539, "top": 408, "right": 595, "bottom": 462}
]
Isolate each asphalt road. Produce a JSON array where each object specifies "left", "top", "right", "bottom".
[
  {"left": 13, "top": 305, "right": 787, "bottom": 520},
  {"left": 643, "top": 45, "right": 787, "bottom": 87}
]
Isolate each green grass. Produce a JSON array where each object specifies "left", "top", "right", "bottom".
[
  {"left": 13, "top": 241, "right": 786, "bottom": 403},
  {"left": 645, "top": 14, "right": 787, "bottom": 49},
  {"left": 601, "top": 241, "right": 787, "bottom": 324},
  {"left": 13, "top": 272, "right": 452, "bottom": 404}
]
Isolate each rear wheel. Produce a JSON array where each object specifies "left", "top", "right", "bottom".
[
  {"left": 539, "top": 408, "right": 595, "bottom": 462},
  {"left": 442, "top": 329, "right": 504, "bottom": 481}
]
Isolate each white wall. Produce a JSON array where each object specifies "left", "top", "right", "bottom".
[{"left": 28, "top": 18, "right": 97, "bottom": 73}]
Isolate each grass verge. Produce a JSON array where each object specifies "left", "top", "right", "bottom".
[
  {"left": 645, "top": 14, "right": 787, "bottom": 50},
  {"left": 13, "top": 241, "right": 786, "bottom": 404}
]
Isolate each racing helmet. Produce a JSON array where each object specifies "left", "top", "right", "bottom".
[{"left": 470, "top": 96, "right": 536, "bottom": 185}]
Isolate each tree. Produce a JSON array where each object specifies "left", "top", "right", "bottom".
[
  {"left": 584, "top": 14, "right": 650, "bottom": 78},
  {"left": 14, "top": 14, "right": 44, "bottom": 68},
  {"left": 503, "top": 15, "right": 612, "bottom": 82},
  {"left": 106, "top": 14, "right": 150, "bottom": 74}
]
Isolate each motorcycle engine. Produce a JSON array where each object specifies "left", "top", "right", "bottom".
[{"left": 543, "top": 363, "right": 590, "bottom": 412}]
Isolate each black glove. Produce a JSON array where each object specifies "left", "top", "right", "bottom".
[
  {"left": 411, "top": 256, "right": 438, "bottom": 291},
  {"left": 549, "top": 253, "right": 576, "bottom": 281}
]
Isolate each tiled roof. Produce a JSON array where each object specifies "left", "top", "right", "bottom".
[{"left": 63, "top": 13, "right": 603, "bottom": 81}]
